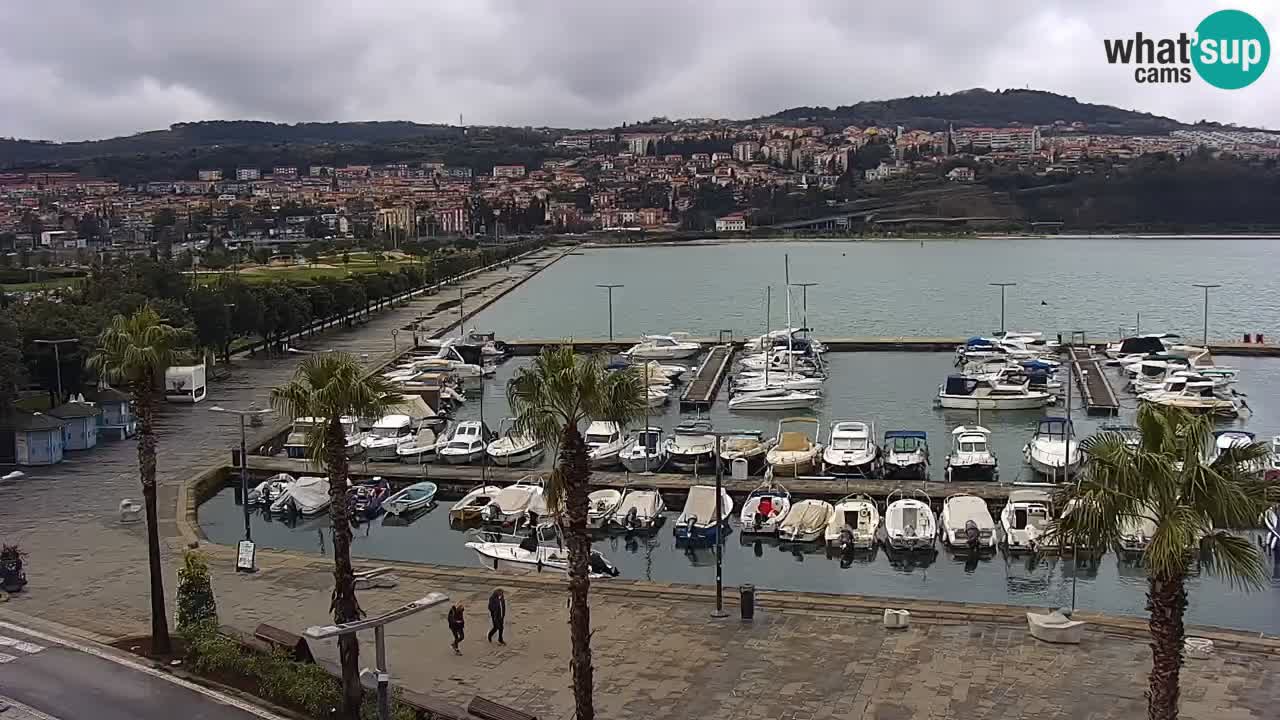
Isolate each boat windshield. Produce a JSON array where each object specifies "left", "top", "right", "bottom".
[
  {"left": 832, "top": 437, "right": 867, "bottom": 451},
  {"left": 371, "top": 426, "right": 405, "bottom": 438},
  {"left": 890, "top": 437, "right": 922, "bottom": 453},
  {"left": 959, "top": 439, "right": 986, "bottom": 453},
  {"left": 639, "top": 432, "right": 660, "bottom": 450},
  {"left": 586, "top": 433, "right": 616, "bottom": 446},
  {"left": 447, "top": 440, "right": 474, "bottom": 450}
]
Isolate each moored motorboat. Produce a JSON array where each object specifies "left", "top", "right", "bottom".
[
  {"left": 882, "top": 430, "right": 929, "bottom": 480},
  {"left": 738, "top": 479, "right": 791, "bottom": 535},
  {"left": 585, "top": 421, "right": 628, "bottom": 469},
  {"left": 1118, "top": 508, "right": 1159, "bottom": 554},
  {"left": 718, "top": 430, "right": 776, "bottom": 476},
  {"left": 466, "top": 538, "right": 619, "bottom": 578},
  {"left": 665, "top": 422, "right": 717, "bottom": 473},
  {"left": 944, "top": 425, "right": 998, "bottom": 482},
  {"left": 1138, "top": 376, "right": 1244, "bottom": 417},
  {"left": 269, "top": 476, "right": 330, "bottom": 516},
  {"left": 248, "top": 473, "right": 294, "bottom": 505},
  {"left": 880, "top": 489, "right": 937, "bottom": 552},
  {"left": 936, "top": 373, "right": 1053, "bottom": 410},
  {"left": 481, "top": 477, "right": 545, "bottom": 526},
  {"left": 940, "top": 493, "right": 997, "bottom": 551},
  {"left": 438, "top": 420, "right": 492, "bottom": 465},
  {"left": 609, "top": 486, "right": 665, "bottom": 532},
  {"left": 620, "top": 427, "right": 668, "bottom": 473},
  {"left": 383, "top": 481, "right": 438, "bottom": 517},
  {"left": 1263, "top": 505, "right": 1280, "bottom": 552},
  {"left": 777, "top": 499, "right": 834, "bottom": 543},
  {"left": 360, "top": 414, "right": 416, "bottom": 461},
  {"left": 765, "top": 417, "right": 822, "bottom": 476},
  {"left": 396, "top": 427, "right": 444, "bottom": 464},
  {"left": 285, "top": 416, "right": 363, "bottom": 459},
  {"left": 673, "top": 485, "right": 733, "bottom": 543},
  {"left": 825, "top": 494, "right": 879, "bottom": 551},
  {"left": 1022, "top": 417, "right": 1081, "bottom": 480},
  {"left": 624, "top": 333, "right": 702, "bottom": 360},
  {"left": 587, "top": 489, "right": 623, "bottom": 529},
  {"left": 1000, "top": 489, "right": 1053, "bottom": 553},
  {"left": 822, "top": 421, "right": 880, "bottom": 477},
  {"left": 486, "top": 418, "right": 544, "bottom": 467},
  {"left": 449, "top": 484, "right": 502, "bottom": 524},
  {"left": 728, "top": 387, "right": 821, "bottom": 412},
  {"left": 349, "top": 477, "right": 391, "bottom": 521}
]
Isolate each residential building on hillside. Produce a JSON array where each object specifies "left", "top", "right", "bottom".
[
  {"left": 493, "top": 165, "right": 526, "bottom": 178},
  {"left": 715, "top": 213, "right": 747, "bottom": 232}
]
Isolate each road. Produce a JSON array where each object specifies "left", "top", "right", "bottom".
[{"left": 0, "top": 621, "right": 282, "bottom": 720}]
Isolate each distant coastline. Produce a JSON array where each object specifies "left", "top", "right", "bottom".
[{"left": 578, "top": 231, "right": 1280, "bottom": 247}]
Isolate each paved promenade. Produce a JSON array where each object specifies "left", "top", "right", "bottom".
[{"left": 2, "top": 244, "right": 1279, "bottom": 719}]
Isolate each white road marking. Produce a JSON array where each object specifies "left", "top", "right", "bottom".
[
  {"left": 0, "top": 621, "right": 290, "bottom": 720},
  {"left": 0, "top": 693, "right": 63, "bottom": 719},
  {"left": 0, "top": 637, "right": 44, "bottom": 654},
  {"left": 0, "top": 652, "right": 18, "bottom": 664}
]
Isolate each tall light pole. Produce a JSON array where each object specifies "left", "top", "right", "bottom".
[
  {"left": 988, "top": 282, "right": 1016, "bottom": 334},
  {"left": 458, "top": 287, "right": 465, "bottom": 338},
  {"left": 210, "top": 404, "right": 272, "bottom": 572},
  {"left": 791, "top": 282, "right": 818, "bottom": 337},
  {"left": 33, "top": 338, "right": 78, "bottom": 404},
  {"left": 678, "top": 420, "right": 729, "bottom": 618},
  {"left": 595, "top": 284, "right": 623, "bottom": 341},
  {"left": 1192, "top": 283, "right": 1220, "bottom": 348}
]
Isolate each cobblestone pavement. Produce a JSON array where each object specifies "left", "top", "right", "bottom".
[{"left": 3, "top": 245, "right": 1280, "bottom": 719}]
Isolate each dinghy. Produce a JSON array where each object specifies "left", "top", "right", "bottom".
[
  {"left": 587, "top": 489, "right": 623, "bottom": 529},
  {"left": 738, "top": 479, "right": 791, "bottom": 535},
  {"left": 449, "top": 484, "right": 502, "bottom": 523},
  {"left": 777, "top": 499, "right": 834, "bottom": 543},
  {"left": 349, "top": 478, "right": 391, "bottom": 521},
  {"left": 248, "top": 473, "right": 294, "bottom": 505},
  {"left": 383, "top": 481, "right": 438, "bottom": 516}
]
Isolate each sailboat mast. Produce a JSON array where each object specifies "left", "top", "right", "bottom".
[
  {"left": 784, "top": 254, "right": 794, "bottom": 376},
  {"left": 764, "top": 286, "right": 771, "bottom": 385}
]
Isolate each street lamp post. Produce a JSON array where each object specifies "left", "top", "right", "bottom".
[
  {"left": 33, "top": 338, "right": 78, "bottom": 404},
  {"left": 988, "top": 282, "right": 1016, "bottom": 334},
  {"left": 1192, "top": 283, "right": 1221, "bottom": 348},
  {"left": 791, "top": 282, "right": 818, "bottom": 337},
  {"left": 677, "top": 421, "right": 730, "bottom": 618},
  {"left": 210, "top": 404, "right": 273, "bottom": 572},
  {"left": 458, "top": 287, "right": 466, "bottom": 339},
  {"left": 595, "top": 284, "right": 624, "bottom": 341}
]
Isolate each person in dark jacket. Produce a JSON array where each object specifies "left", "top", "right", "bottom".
[
  {"left": 447, "top": 601, "right": 465, "bottom": 655},
  {"left": 487, "top": 589, "right": 507, "bottom": 644}
]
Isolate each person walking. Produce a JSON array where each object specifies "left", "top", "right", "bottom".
[
  {"left": 487, "top": 589, "right": 507, "bottom": 645},
  {"left": 447, "top": 601, "right": 465, "bottom": 655}
]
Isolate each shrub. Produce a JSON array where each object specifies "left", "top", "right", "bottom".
[{"left": 176, "top": 551, "right": 218, "bottom": 630}]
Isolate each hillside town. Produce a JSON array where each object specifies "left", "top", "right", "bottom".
[{"left": 4, "top": 118, "right": 1280, "bottom": 261}]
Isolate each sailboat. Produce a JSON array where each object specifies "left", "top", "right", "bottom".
[{"left": 729, "top": 268, "right": 823, "bottom": 411}]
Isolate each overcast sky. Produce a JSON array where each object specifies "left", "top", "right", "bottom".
[{"left": 1, "top": 0, "right": 1277, "bottom": 141}]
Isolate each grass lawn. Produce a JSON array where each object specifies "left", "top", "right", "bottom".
[
  {"left": 194, "top": 258, "right": 427, "bottom": 285},
  {"left": 1, "top": 276, "right": 83, "bottom": 292}
]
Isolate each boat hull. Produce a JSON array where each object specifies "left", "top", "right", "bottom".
[
  {"left": 487, "top": 446, "right": 544, "bottom": 467},
  {"left": 621, "top": 453, "right": 668, "bottom": 474},
  {"left": 883, "top": 461, "right": 928, "bottom": 481},
  {"left": 822, "top": 454, "right": 880, "bottom": 478},
  {"left": 937, "top": 395, "right": 1051, "bottom": 410},
  {"left": 668, "top": 451, "right": 716, "bottom": 474},
  {"left": 945, "top": 462, "right": 998, "bottom": 482},
  {"left": 440, "top": 449, "right": 486, "bottom": 465}
]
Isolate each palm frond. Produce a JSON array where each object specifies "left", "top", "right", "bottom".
[
  {"left": 269, "top": 352, "right": 399, "bottom": 463},
  {"left": 1197, "top": 531, "right": 1268, "bottom": 591}
]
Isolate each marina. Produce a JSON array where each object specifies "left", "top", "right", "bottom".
[
  {"left": 679, "top": 343, "right": 735, "bottom": 410},
  {"left": 1066, "top": 344, "right": 1121, "bottom": 415}
]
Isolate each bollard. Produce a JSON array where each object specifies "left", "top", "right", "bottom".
[
  {"left": 739, "top": 584, "right": 755, "bottom": 621},
  {"left": 1244, "top": 333, "right": 1252, "bottom": 343}
]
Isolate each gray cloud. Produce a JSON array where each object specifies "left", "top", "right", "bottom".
[{"left": 1, "top": 0, "right": 1277, "bottom": 141}]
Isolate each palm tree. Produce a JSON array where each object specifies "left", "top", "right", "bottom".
[
  {"left": 88, "top": 306, "right": 189, "bottom": 655},
  {"left": 270, "top": 352, "right": 398, "bottom": 720},
  {"left": 1051, "top": 404, "right": 1276, "bottom": 720},
  {"left": 507, "top": 346, "right": 646, "bottom": 720}
]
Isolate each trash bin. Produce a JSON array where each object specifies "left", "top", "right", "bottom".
[
  {"left": 231, "top": 448, "right": 243, "bottom": 467},
  {"left": 740, "top": 584, "right": 755, "bottom": 620},
  {"left": 731, "top": 458, "right": 749, "bottom": 481}
]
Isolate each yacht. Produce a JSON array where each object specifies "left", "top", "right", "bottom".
[
  {"left": 486, "top": 418, "right": 544, "bottom": 467},
  {"left": 1022, "top": 417, "right": 1081, "bottom": 480},
  {"left": 880, "top": 489, "right": 937, "bottom": 552},
  {"left": 737, "top": 348, "right": 824, "bottom": 377},
  {"left": 822, "top": 421, "right": 880, "bottom": 477},
  {"left": 1000, "top": 489, "right": 1053, "bottom": 553},
  {"left": 449, "top": 484, "right": 502, "bottom": 524},
  {"left": 777, "top": 499, "right": 834, "bottom": 543},
  {"left": 718, "top": 430, "right": 776, "bottom": 476},
  {"left": 825, "top": 494, "right": 879, "bottom": 551},
  {"left": 728, "top": 387, "right": 821, "bottom": 412},
  {"left": 584, "top": 421, "right": 627, "bottom": 469},
  {"left": 673, "top": 485, "right": 733, "bottom": 543},
  {"left": 882, "top": 430, "right": 929, "bottom": 480},
  {"left": 665, "top": 422, "right": 718, "bottom": 473},
  {"left": 731, "top": 371, "right": 825, "bottom": 394},
  {"left": 937, "top": 373, "right": 1053, "bottom": 410},
  {"left": 383, "top": 481, "right": 438, "bottom": 517},
  {"left": 739, "top": 479, "right": 791, "bottom": 535},
  {"left": 765, "top": 417, "right": 822, "bottom": 476},
  {"left": 609, "top": 486, "right": 665, "bottom": 532},
  {"left": 940, "top": 493, "right": 997, "bottom": 551},
  {"left": 620, "top": 427, "right": 668, "bottom": 473},
  {"left": 1139, "top": 376, "right": 1243, "bottom": 417},
  {"left": 480, "top": 477, "right": 545, "bottom": 526},
  {"left": 586, "top": 489, "right": 623, "bottom": 529},
  {"left": 438, "top": 420, "right": 492, "bottom": 464},
  {"left": 624, "top": 333, "right": 702, "bottom": 360},
  {"left": 944, "top": 425, "right": 997, "bottom": 482}
]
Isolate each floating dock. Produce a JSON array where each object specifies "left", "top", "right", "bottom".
[
  {"left": 1066, "top": 345, "right": 1120, "bottom": 416},
  {"left": 679, "top": 345, "right": 734, "bottom": 411}
]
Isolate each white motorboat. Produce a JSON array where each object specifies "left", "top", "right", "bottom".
[
  {"left": 777, "top": 499, "right": 834, "bottom": 543},
  {"left": 610, "top": 486, "right": 665, "bottom": 531},
  {"left": 745, "top": 327, "right": 827, "bottom": 355},
  {"left": 825, "top": 494, "right": 880, "bottom": 551},
  {"left": 1000, "top": 489, "right": 1053, "bottom": 553},
  {"left": 737, "top": 349, "right": 824, "bottom": 376},
  {"left": 718, "top": 430, "right": 776, "bottom": 476},
  {"left": 882, "top": 430, "right": 929, "bottom": 480},
  {"left": 945, "top": 425, "right": 998, "bottom": 482},
  {"left": 587, "top": 489, "right": 623, "bottom": 529},
  {"left": 1138, "top": 376, "right": 1244, "bottom": 417},
  {"left": 620, "top": 427, "right": 668, "bottom": 473},
  {"left": 940, "top": 493, "right": 997, "bottom": 551},
  {"left": 449, "top": 484, "right": 502, "bottom": 523},
  {"left": 384, "top": 481, "right": 438, "bottom": 516},
  {"left": 1209, "top": 430, "right": 1267, "bottom": 475},
  {"left": 584, "top": 421, "right": 627, "bottom": 469},
  {"left": 638, "top": 360, "right": 688, "bottom": 382},
  {"left": 624, "top": 333, "right": 702, "bottom": 360},
  {"left": 248, "top": 473, "right": 294, "bottom": 505},
  {"left": 880, "top": 489, "right": 937, "bottom": 552},
  {"left": 1022, "top": 416, "right": 1081, "bottom": 480},
  {"left": 360, "top": 414, "right": 416, "bottom": 461},
  {"left": 486, "top": 418, "right": 544, "bottom": 467},
  {"left": 396, "top": 427, "right": 444, "bottom": 464},
  {"left": 285, "top": 416, "right": 363, "bottom": 459},
  {"left": 269, "top": 476, "right": 330, "bottom": 515},
  {"left": 728, "top": 387, "right": 821, "bottom": 412},
  {"left": 822, "top": 421, "right": 880, "bottom": 477},
  {"left": 466, "top": 539, "right": 619, "bottom": 578},
  {"left": 739, "top": 480, "right": 791, "bottom": 535},
  {"left": 1118, "top": 508, "right": 1159, "bottom": 553},
  {"left": 1127, "top": 359, "right": 1186, "bottom": 394},
  {"left": 765, "top": 417, "right": 822, "bottom": 476},
  {"left": 673, "top": 484, "right": 733, "bottom": 543},
  {"left": 732, "top": 372, "right": 825, "bottom": 394},
  {"left": 937, "top": 373, "right": 1052, "bottom": 410},
  {"left": 464, "top": 329, "right": 509, "bottom": 359},
  {"left": 665, "top": 423, "right": 717, "bottom": 473},
  {"left": 646, "top": 387, "right": 671, "bottom": 409},
  {"left": 481, "top": 477, "right": 546, "bottom": 525},
  {"left": 438, "top": 420, "right": 492, "bottom": 464},
  {"left": 1106, "top": 333, "right": 1179, "bottom": 360}
]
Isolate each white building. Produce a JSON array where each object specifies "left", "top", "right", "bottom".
[
  {"left": 715, "top": 214, "right": 747, "bottom": 232},
  {"left": 236, "top": 167, "right": 261, "bottom": 181}
]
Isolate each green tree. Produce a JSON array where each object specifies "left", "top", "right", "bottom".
[
  {"left": 0, "top": 313, "right": 22, "bottom": 413},
  {"left": 252, "top": 247, "right": 272, "bottom": 265},
  {"left": 187, "top": 287, "right": 231, "bottom": 361},
  {"left": 270, "top": 353, "right": 399, "bottom": 720},
  {"left": 176, "top": 551, "right": 218, "bottom": 630},
  {"left": 151, "top": 208, "right": 178, "bottom": 229},
  {"left": 88, "top": 307, "right": 189, "bottom": 656},
  {"left": 1051, "top": 405, "right": 1276, "bottom": 720},
  {"left": 506, "top": 347, "right": 646, "bottom": 720}
]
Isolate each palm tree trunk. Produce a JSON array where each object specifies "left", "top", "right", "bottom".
[
  {"left": 134, "top": 385, "right": 171, "bottom": 655},
  {"left": 1146, "top": 572, "right": 1187, "bottom": 720},
  {"left": 325, "top": 418, "right": 364, "bottom": 719},
  {"left": 559, "top": 426, "right": 595, "bottom": 720}
]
